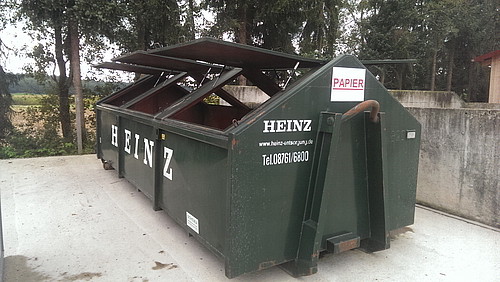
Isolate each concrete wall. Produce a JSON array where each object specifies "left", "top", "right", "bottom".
[
  {"left": 389, "top": 90, "right": 464, "bottom": 108},
  {"left": 221, "top": 86, "right": 269, "bottom": 108},
  {"left": 408, "top": 108, "right": 499, "bottom": 228},
  {"left": 391, "top": 91, "right": 500, "bottom": 228}
]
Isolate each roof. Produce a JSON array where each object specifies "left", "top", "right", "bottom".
[{"left": 472, "top": 50, "right": 500, "bottom": 62}]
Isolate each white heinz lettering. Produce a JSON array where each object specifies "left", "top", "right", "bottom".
[
  {"left": 303, "top": 120, "right": 312, "bottom": 132},
  {"left": 133, "top": 134, "right": 140, "bottom": 159},
  {"left": 263, "top": 120, "right": 275, "bottom": 133},
  {"left": 143, "top": 138, "right": 154, "bottom": 168},
  {"left": 163, "top": 147, "right": 173, "bottom": 180},
  {"left": 106, "top": 125, "right": 176, "bottom": 181},
  {"left": 263, "top": 119, "right": 312, "bottom": 133},
  {"left": 111, "top": 125, "right": 118, "bottom": 147},
  {"left": 124, "top": 129, "right": 131, "bottom": 154},
  {"left": 292, "top": 120, "right": 303, "bottom": 132},
  {"left": 286, "top": 120, "right": 293, "bottom": 131},
  {"left": 275, "top": 120, "right": 287, "bottom": 132}
]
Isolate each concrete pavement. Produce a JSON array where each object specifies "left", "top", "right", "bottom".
[{"left": 1, "top": 155, "right": 499, "bottom": 282}]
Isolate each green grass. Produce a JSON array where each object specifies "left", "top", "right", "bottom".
[{"left": 11, "top": 93, "right": 45, "bottom": 106}]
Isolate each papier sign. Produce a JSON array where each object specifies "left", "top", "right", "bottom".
[{"left": 331, "top": 67, "right": 366, "bottom": 102}]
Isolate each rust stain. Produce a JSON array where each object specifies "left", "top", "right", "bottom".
[
  {"left": 338, "top": 239, "right": 358, "bottom": 253},
  {"left": 342, "top": 100, "right": 380, "bottom": 123},
  {"left": 247, "top": 110, "right": 267, "bottom": 125},
  {"left": 247, "top": 118, "right": 256, "bottom": 125},
  {"left": 256, "top": 110, "right": 266, "bottom": 118},
  {"left": 231, "top": 138, "right": 239, "bottom": 149},
  {"left": 308, "top": 267, "right": 317, "bottom": 276},
  {"left": 259, "top": 260, "right": 276, "bottom": 270}
]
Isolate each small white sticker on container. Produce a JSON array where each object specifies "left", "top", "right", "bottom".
[
  {"left": 186, "top": 211, "right": 199, "bottom": 234},
  {"left": 406, "top": 131, "right": 416, "bottom": 139}
]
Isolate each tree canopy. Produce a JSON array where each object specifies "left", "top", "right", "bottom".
[{"left": 356, "top": 0, "right": 498, "bottom": 98}]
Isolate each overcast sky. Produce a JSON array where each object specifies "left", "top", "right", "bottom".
[
  {"left": 1, "top": 21, "right": 33, "bottom": 74},
  {"left": 0, "top": 20, "right": 130, "bottom": 82}
]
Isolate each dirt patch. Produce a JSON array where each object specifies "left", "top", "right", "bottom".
[
  {"left": 152, "top": 261, "right": 178, "bottom": 270},
  {"left": 390, "top": 226, "right": 414, "bottom": 239},
  {"left": 4, "top": 255, "right": 104, "bottom": 282},
  {"left": 60, "top": 272, "right": 103, "bottom": 281},
  {"left": 4, "top": 255, "right": 51, "bottom": 282},
  {"left": 10, "top": 107, "right": 44, "bottom": 133}
]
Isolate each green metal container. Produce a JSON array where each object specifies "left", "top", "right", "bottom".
[{"left": 95, "top": 38, "right": 420, "bottom": 278}]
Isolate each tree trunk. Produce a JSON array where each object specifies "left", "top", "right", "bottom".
[
  {"left": 430, "top": 49, "right": 437, "bottom": 91},
  {"left": 134, "top": 5, "right": 149, "bottom": 81},
  {"left": 446, "top": 50, "right": 454, "bottom": 92},
  {"left": 0, "top": 65, "right": 13, "bottom": 138},
  {"left": 187, "top": 0, "right": 196, "bottom": 40},
  {"left": 69, "top": 17, "right": 85, "bottom": 154},
  {"left": 395, "top": 64, "right": 404, "bottom": 90},
  {"left": 468, "top": 57, "right": 476, "bottom": 102},
  {"left": 54, "top": 21, "right": 72, "bottom": 142},
  {"left": 237, "top": 5, "right": 247, "bottom": 86}
]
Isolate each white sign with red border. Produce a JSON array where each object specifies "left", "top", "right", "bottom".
[{"left": 331, "top": 67, "right": 366, "bottom": 102}]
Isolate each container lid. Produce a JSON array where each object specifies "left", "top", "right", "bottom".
[{"left": 148, "top": 38, "right": 326, "bottom": 70}]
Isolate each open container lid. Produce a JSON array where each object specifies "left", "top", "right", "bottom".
[{"left": 95, "top": 38, "right": 327, "bottom": 132}]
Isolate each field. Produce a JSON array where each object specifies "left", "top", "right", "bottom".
[
  {"left": 3, "top": 93, "right": 100, "bottom": 158},
  {"left": 9, "top": 93, "right": 95, "bottom": 132},
  {"left": 11, "top": 93, "right": 45, "bottom": 107}
]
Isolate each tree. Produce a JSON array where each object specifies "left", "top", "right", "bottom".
[
  {"left": 0, "top": 3, "right": 14, "bottom": 139},
  {"left": 203, "top": 0, "right": 342, "bottom": 85},
  {"left": 448, "top": 0, "right": 498, "bottom": 101},
  {"left": 356, "top": 0, "right": 497, "bottom": 99},
  {"left": 414, "top": 0, "right": 473, "bottom": 92},
  {"left": 359, "top": 0, "right": 421, "bottom": 90},
  {"left": 0, "top": 64, "right": 14, "bottom": 139},
  {"left": 204, "top": 0, "right": 310, "bottom": 53},
  {"left": 69, "top": 14, "right": 84, "bottom": 153},
  {"left": 18, "top": 0, "right": 75, "bottom": 142},
  {"left": 114, "top": 0, "right": 193, "bottom": 52},
  {"left": 299, "top": 0, "right": 343, "bottom": 59},
  {"left": 17, "top": 0, "right": 123, "bottom": 149}
]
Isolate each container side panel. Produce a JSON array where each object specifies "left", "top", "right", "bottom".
[
  {"left": 320, "top": 118, "right": 370, "bottom": 244},
  {"left": 120, "top": 119, "right": 156, "bottom": 199},
  {"left": 99, "top": 110, "right": 119, "bottom": 166},
  {"left": 159, "top": 132, "right": 228, "bottom": 256},
  {"left": 226, "top": 74, "right": 333, "bottom": 277},
  {"left": 327, "top": 55, "right": 420, "bottom": 231},
  {"left": 363, "top": 74, "right": 421, "bottom": 230},
  {"left": 225, "top": 55, "right": 420, "bottom": 277}
]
